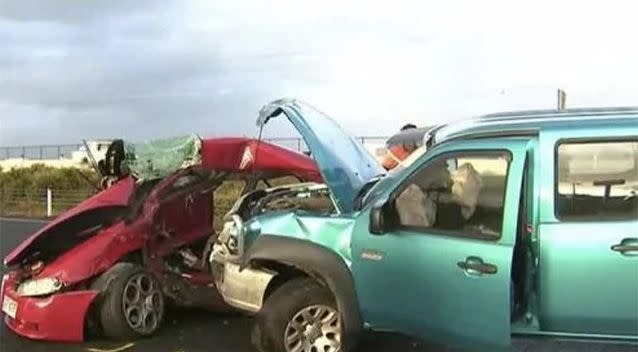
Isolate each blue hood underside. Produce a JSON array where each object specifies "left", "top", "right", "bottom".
[{"left": 257, "top": 98, "right": 385, "bottom": 213}]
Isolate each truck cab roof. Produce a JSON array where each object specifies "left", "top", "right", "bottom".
[{"left": 434, "top": 106, "right": 638, "bottom": 145}]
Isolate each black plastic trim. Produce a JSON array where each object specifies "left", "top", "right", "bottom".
[{"left": 241, "top": 235, "right": 362, "bottom": 349}]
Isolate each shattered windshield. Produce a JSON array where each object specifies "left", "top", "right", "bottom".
[{"left": 123, "top": 135, "right": 202, "bottom": 182}]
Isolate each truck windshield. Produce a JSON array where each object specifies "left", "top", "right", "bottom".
[
  {"left": 389, "top": 145, "right": 428, "bottom": 174},
  {"left": 355, "top": 126, "right": 441, "bottom": 210}
]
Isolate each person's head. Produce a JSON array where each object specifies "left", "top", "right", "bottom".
[
  {"left": 400, "top": 123, "right": 417, "bottom": 131},
  {"left": 399, "top": 123, "right": 418, "bottom": 151}
]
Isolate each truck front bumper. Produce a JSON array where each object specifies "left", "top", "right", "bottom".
[{"left": 213, "top": 261, "right": 276, "bottom": 313}]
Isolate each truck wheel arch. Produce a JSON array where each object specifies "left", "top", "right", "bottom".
[{"left": 241, "top": 235, "right": 363, "bottom": 348}]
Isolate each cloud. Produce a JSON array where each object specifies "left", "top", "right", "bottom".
[
  {"left": 0, "top": 0, "right": 162, "bottom": 23},
  {"left": 1, "top": 0, "right": 637, "bottom": 147}
]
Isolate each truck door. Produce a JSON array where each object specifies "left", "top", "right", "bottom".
[{"left": 351, "top": 138, "right": 532, "bottom": 350}]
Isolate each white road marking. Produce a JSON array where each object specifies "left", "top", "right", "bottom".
[{"left": 85, "top": 343, "right": 135, "bottom": 352}]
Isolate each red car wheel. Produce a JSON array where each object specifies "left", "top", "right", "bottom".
[{"left": 90, "top": 263, "right": 166, "bottom": 339}]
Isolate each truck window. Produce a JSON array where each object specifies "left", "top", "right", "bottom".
[
  {"left": 394, "top": 151, "right": 511, "bottom": 239},
  {"left": 556, "top": 139, "right": 638, "bottom": 220}
]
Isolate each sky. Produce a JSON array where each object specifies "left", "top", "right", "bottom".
[{"left": 1, "top": 0, "right": 637, "bottom": 146}]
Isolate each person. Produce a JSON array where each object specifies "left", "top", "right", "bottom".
[
  {"left": 381, "top": 123, "right": 418, "bottom": 170},
  {"left": 400, "top": 123, "right": 417, "bottom": 131}
]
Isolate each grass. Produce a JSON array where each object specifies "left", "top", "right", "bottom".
[{"left": 0, "top": 166, "right": 306, "bottom": 229}]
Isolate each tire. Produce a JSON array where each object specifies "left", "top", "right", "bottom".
[
  {"left": 252, "top": 277, "right": 343, "bottom": 352},
  {"left": 90, "top": 263, "right": 166, "bottom": 340}
]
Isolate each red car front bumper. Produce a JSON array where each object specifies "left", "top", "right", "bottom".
[{"left": 1, "top": 274, "right": 98, "bottom": 342}]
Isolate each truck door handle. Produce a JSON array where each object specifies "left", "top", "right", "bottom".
[
  {"left": 457, "top": 257, "right": 498, "bottom": 275},
  {"left": 611, "top": 238, "right": 638, "bottom": 255}
]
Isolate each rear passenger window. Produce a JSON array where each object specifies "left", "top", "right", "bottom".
[{"left": 556, "top": 140, "right": 638, "bottom": 220}]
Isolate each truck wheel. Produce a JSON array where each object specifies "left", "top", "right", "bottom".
[
  {"left": 90, "top": 263, "right": 166, "bottom": 340},
  {"left": 252, "top": 277, "right": 342, "bottom": 352}
]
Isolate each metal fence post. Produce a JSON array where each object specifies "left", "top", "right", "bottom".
[{"left": 46, "top": 188, "right": 52, "bottom": 217}]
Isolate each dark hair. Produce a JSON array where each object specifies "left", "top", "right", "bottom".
[{"left": 400, "top": 123, "right": 417, "bottom": 131}]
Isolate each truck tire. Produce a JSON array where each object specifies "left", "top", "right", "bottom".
[
  {"left": 90, "top": 263, "right": 166, "bottom": 340},
  {"left": 252, "top": 277, "right": 343, "bottom": 352}
]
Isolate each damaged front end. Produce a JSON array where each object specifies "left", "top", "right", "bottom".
[
  {"left": 209, "top": 182, "right": 336, "bottom": 312},
  {"left": 209, "top": 98, "right": 384, "bottom": 313}
]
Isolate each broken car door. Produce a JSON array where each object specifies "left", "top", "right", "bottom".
[
  {"left": 154, "top": 171, "right": 214, "bottom": 254},
  {"left": 351, "top": 138, "right": 531, "bottom": 350}
]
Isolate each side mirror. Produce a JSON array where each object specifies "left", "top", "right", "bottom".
[{"left": 369, "top": 199, "right": 390, "bottom": 235}]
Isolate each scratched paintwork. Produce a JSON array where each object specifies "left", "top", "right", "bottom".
[{"left": 244, "top": 212, "right": 356, "bottom": 266}]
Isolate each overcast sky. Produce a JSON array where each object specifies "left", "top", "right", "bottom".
[{"left": 1, "top": 0, "right": 637, "bottom": 146}]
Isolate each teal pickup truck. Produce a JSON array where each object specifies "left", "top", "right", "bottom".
[{"left": 210, "top": 99, "right": 638, "bottom": 352}]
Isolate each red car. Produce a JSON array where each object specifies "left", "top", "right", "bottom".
[{"left": 0, "top": 136, "right": 320, "bottom": 342}]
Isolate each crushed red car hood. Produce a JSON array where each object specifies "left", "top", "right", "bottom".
[
  {"left": 200, "top": 137, "right": 321, "bottom": 182},
  {"left": 3, "top": 177, "right": 136, "bottom": 266}
]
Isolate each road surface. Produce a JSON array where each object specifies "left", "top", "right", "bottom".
[{"left": 0, "top": 218, "right": 634, "bottom": 352}]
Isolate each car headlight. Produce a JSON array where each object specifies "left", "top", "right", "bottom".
[{"left": 16, "top": 277, "right": 63, "bottom": 297}]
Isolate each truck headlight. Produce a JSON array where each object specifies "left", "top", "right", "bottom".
[
  {"left": 16, "top": 277, "right": 63, "bottom": 297},
  {"left": 220, "top": 215, "right": 243, "bottom": 255}
]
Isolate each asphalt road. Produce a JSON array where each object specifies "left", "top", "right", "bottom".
[{"left": 0, "top": 218, "right": 635, "bottom": 352}]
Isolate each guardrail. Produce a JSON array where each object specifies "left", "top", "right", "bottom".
[{"left": 0, "top": 137, "right": 389, "bottom": 161}]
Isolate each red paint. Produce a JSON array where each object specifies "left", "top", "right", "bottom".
[
  {"left": 2, "top": 138, "right": 320, "bottom": 342},
  {"left": 35, "top": 221, "right": 146, "bottom": 283},
  {"left": 200, "top": 138, "right": 321, "bottom": 182},
  {"left": 3, "top": 275, "right": 98, "bottom": 342},
  {"left": 4, "top": 177, "right": 136, "bottom": 266}
]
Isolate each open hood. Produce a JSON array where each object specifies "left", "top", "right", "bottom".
[
  {"left": 3, "top": 177, "right": 136, "bottom": 266},
  {"left": 257, "top": 98, "right": 384, "bottom": 213}
]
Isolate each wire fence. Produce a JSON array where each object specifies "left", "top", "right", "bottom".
[
  {"left": 0, "top": 188, "right": 94, "bottom": 218},
  {"left": 0, "top": 144, "right": 83, "bottom": 160},
  {"left": 0, "top": 186, "right": 266, "bottom": 219},
  {"left": 0, "top": 137, "right": 389, "bottom": 161}
]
